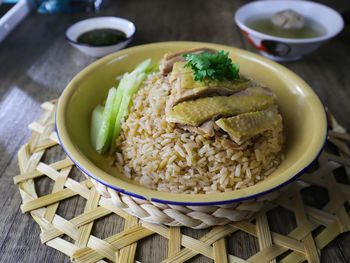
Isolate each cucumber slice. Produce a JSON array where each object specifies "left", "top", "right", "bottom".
[
  {"left": 95, "top": 87, "right": 117, "bottom": 153},
  {"left": 109, "top": 70, "right": 148, "bottom": 153},
  {"left": 111, "top": 74, "right": 128, "bottom": 124},
  {"left": 133, "top": 58, "right": 151, "bottom": 74},
  {"left": 92, "top": 59, "right": 152, "bottom": 154},
  {"left": 90, "top": 105, "right": 104, "bottom": 149}
]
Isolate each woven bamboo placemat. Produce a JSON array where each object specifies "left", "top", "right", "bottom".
[{"left": 14, "top": 99, "right": 350, "bottom": 263}]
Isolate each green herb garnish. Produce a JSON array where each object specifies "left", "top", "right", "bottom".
[{"left": 183, "top": 50, "right": 240, "bottom": 82}]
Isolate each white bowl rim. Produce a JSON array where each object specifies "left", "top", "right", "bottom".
[
  {"left": 235, "top": 0, "right": 344, "bottom": 43},
  {"left": 65, "top": 16, "right": 136, "bottom": 48}
]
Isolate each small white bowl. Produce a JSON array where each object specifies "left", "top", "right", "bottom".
[
  {"left": 235, "top": 0, "right": 344, "bottom": 61},
  {"left": 66, "top": 16, "right": 136, "bottom": 57}
]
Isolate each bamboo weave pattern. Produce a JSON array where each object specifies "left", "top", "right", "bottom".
[{"left": 14, "top": 100, "right": 350, "bottom": 262}]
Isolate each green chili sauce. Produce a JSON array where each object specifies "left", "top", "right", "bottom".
[{"left": 77, "top": 28, "right": 127, "bottom": 46}]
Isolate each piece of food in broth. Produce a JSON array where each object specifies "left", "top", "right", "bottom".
[{"left": 271, "top": 9, "right": 305, "bottom": 30}]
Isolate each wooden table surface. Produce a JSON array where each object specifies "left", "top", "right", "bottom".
[{"left": 0, "top": 0, "right": 349, "bottom": 262}]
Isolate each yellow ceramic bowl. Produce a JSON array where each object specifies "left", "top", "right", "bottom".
[{"left": 56, "top": 41, "right": 327, "bottom": 205}]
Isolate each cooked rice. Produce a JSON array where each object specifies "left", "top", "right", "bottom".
[{"left": 115, "top": 73, "right": 284, "bottom": 194}]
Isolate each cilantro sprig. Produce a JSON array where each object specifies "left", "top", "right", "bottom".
[{"left": 183, "top": 50, "right": 240, "bottom": 82}]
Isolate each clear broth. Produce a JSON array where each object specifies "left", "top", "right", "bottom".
[{"left": 245, "top": 16, "right": 326, "bottom": 39}]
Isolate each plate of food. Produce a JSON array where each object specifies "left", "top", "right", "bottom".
[{"left": 55, "top": 41, "right": 327, "bottom": 207}]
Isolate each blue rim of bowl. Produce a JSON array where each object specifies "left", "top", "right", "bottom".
[
  {"left": 55, "top": 102, "right": 328, "bottom": 206},
  {"left": 65, "top": 16, "right": 136, "bottom": 48},
  {"left": 234, "top": 0, "right": 344, "bottom": 44}
]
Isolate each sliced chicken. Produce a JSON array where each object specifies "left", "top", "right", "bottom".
[
  {"left": 162, "top": 47, "right": 282, "bottom": 150},
  {"left": 215, "top": 110, "right": 282, "bottom": 144},
  {"left": 216, "top": 136, "right": 249, "bottom": 150},
  {"left": 166, "top": 95, "right": 274, "bottom": 126},
  {"left": 166, "top": 61, "right": 251, "bottom": 109},
  {"left": 234, "top": 85, "right": 276, "bottom": 98},
  {"left": 178, "top": 120, "right": 218, "bottom": 137},
  {"left": 160, "top": 47, "right": 217, "bottom": 75}
]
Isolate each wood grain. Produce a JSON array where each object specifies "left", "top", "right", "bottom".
[{"left": 0, "top": 0, "right": 349, "bottom": 262}]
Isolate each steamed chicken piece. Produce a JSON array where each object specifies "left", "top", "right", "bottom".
[
  {"left": 216, "top": 136, "right": 249, "bottom": 150},
  {"left": 166, "top": 62, "right": 251, "bottom": 109},
  {"left": 233, "top": 85, "right": 275, "bottom": 98},
  {"left": 271, "top": 9, "right": 305, "bottom": 30},
  {"left": 178, "top": 120, "right": 218, "bottom": 138},
  {"left": 174, "top": 85, "right": 276, "bottom": 137},
  {"left": 166, "top": 95, "right": 274, "bottom": 126},
  {"left": 215, "top": 110, "right": 282, "bottom": 145},
  {"left": 162, "top": 48, "right": 282, "bottom": 149},
  {"left": 160, "top": 47, "right": 217, "bottom": 75}
]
